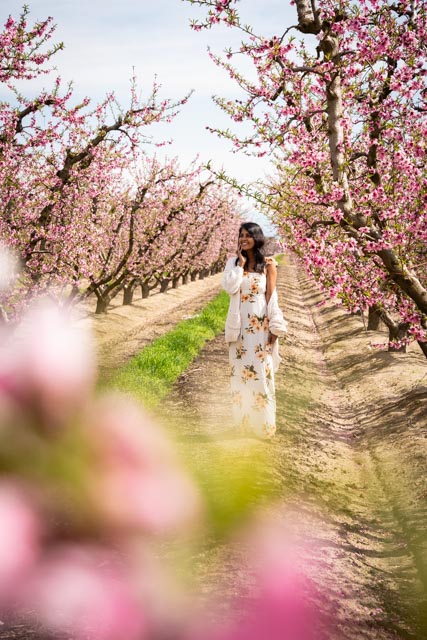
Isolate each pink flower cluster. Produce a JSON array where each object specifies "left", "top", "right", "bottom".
[
  {"left": 0, "top": 300, "right": 202, "bottom": 639},
  {"left": 0, "top": 293, "right": 329, "bottom": 640},
  {"left": 185, "top": 0, "right": 427, "bottom": 349},
  {"left": 0, "top": 10, "right": 241, "bottom": 319},
  {"left": 0, "top": 8, "right": 60, "bottom": 87}
]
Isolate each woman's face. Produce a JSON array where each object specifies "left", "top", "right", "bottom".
[{"left": 239, "top": 228, "right": 255, "bottom": 251}]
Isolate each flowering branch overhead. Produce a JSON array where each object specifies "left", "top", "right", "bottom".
[{"left": 186, "top": 0, "right": 427, "bottom": 352}]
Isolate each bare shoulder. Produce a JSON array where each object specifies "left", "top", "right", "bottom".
[{"left": 265, "top": 256, "right": 278, "bottom": 270}]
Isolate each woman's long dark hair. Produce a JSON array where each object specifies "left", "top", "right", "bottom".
[{"left": 235, "top": 222, "right": 266, "bottom": 273}]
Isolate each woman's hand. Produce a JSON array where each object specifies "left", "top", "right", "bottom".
[
  {"left": 237, "top": 241, "right": 246, "bottom": 268},
  {"left": 267, "top": 331, "right": 278, "bottom": 347}
]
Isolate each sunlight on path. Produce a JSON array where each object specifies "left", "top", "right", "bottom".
[{"left": 159, "top": 255, "right": 427, "bottom": 640}]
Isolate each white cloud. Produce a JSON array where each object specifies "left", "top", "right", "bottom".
[{"left": 2, "top": 0, "right": 294, "bottom": 189}]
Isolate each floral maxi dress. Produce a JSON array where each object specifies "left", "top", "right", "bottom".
[{"left": 229, "top": 270, "right": 276, "bottom": 438}]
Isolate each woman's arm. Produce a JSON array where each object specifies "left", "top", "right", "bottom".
[
  {"left": 266, "top": 258, "right": 278, "bottom": 346},
  {"left": 265, "top": 258, "right": 277, "bottom": 305},
  {"left": 222, "top": 257, "right": 244, "bottom": 295}
]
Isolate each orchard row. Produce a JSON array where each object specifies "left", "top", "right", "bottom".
[
  {"left": 2, "top": 1, "right": 426, "bottom": 354},
  {"left": 188, "top": 0, "right": 427, "bottom": 354},
  {"left": 0, "top": 8, "right": 240, "bottom": 318}
]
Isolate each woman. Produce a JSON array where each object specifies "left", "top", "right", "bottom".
[{"left": 222, "top": 222, "right": 287, "bottom": 438}]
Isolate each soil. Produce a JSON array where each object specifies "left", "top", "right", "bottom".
[
  {"left": 74, "top": 273, "right": 224, "bottom": 382},
  {"left": 156, "top": 254, "right": 427, "bottom": 639},
  {"left": 2, "top": 256, "right": 426, "bottom": 639}
]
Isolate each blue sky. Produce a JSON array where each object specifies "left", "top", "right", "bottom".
[{"left": 3, "top": 1, "right": 296, "bottom": 231}]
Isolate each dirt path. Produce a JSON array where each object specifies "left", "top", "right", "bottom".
[
  {"left": 75, "top": 274, "right": 223, "bottom": 381},
  {"left": 3, "top": 257, "right": 425, "bottom": 639},
  {"left": 158, "top": 255, "right": 427, "bottom": 639}
]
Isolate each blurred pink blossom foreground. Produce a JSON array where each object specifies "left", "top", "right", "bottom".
[
  {"left": 0, "top": 300, "right": 202, "bottom": 639},
  {"left": 0, "top": 297, "right": 327, "bottom": 639}
]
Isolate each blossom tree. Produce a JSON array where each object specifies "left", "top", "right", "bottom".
[
  {"left": 119, "top": 159, "right": 217, "bottom": 303},
  {"left": 185, "top": 0, "right": 427, "bottom": 353},
  {"left": 130, "top": 169, "right": 238, "bottom": 296},
  {"left": 0, "top": 7, "right": 242, "bottom": 317},
  {"left": 73, "top": 156, "right": 239, "bottom": 312},
  {"left": 0, "top": 8, "right": 190, "bottom": 316}
]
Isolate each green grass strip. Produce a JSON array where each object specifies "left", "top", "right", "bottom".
[{"left": 110, "top": 290, "right": 229, "bottom": 408}]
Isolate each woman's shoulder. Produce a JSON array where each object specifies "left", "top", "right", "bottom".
[{"left": 264, "top": 256, "right": 278, "bottom": 268}]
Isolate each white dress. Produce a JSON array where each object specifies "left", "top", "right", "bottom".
[{"left": 229, "top": 269, "right": 276, "bottom": 438}]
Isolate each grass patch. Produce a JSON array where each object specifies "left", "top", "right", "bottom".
[{"left": 110, "top": 290, "right": 229, "bottom": 408}]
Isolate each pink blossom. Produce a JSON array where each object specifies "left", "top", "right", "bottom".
[
  {"left": 89, "top": 395, "right": 203, "bottom": 534},
  {"left": 0, "top": 483, "right": 41, "bottom": 603},
  {"left": 1, "top": 301, "right": 95, "bottom": 423},
  {"left": 193, "top": 521, "right": 329, "bottom": 640},
  {"left": 21, "top": 546, "right": 146, "bottom": 640}
]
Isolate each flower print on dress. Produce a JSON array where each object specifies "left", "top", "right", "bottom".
[
  {"left": 250, "top": 279, "right": 260, "bottom": 295},
  {"left": 265, "top": 363, "right": 272, "bottom": 381},
  {"left": 254, "top": 343, "right": 266, "bottom": 362},
  {"left": 235, "top": 342, "right": 247, "bottom": 360},
  {"left": 231, "top": 390, "right": 242, "bottom": 407},
  {"left": 241, "top": 364, "right": 259, "bottom": 384},
  {"left": 253, "top": 392, "right": 269, "bottom": 410},
  {"left": 262, "top": 422, "right": 276, "bottom": 438},
  {"left": 245, "top": 313, "right": 265, "bottom": 334}
]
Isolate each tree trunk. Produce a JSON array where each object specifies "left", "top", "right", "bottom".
[
  {"left": 374, "top": 308, "right": 411, "bottom": 354},
  {"left": 172, "top": 276, "right": 180, "bottom": 289},
  {"left": 367, "top": 306, "right": 382, "bottom": 331},
  {"left": 65, "top": 284, "right": 80, "bottom": 306},
  {"left": 141, "top": 282, "right": 150, "bottom": 298},
  {"left": 95, "top": 294, "right": 109, "bottom": 314},
  {"left": 378, "top": 249, "right": 427, "bottom": 317},
  {"left": 387, "top": 323, "right": 409, "bottom": 353},
  {"left": 182, "top": 273, "right": 189, "bottom": 285},
  {"left": 190, "top": 271, "right": 198, "bottom": 282},
  {"left": 159, "top": 278, "right": 170, "bottom": 293},
  {"left": 295, "top": 0, "right": 319, "bottom": 33},
  {"left": 417, "top": 340, "right": 427, "bottom": 358},
  {"left": 123, "top": 282, "right": 136, "bottom": 305},
  {"left": 325, "top": 51, "right": 355, "bottom": 223}
]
